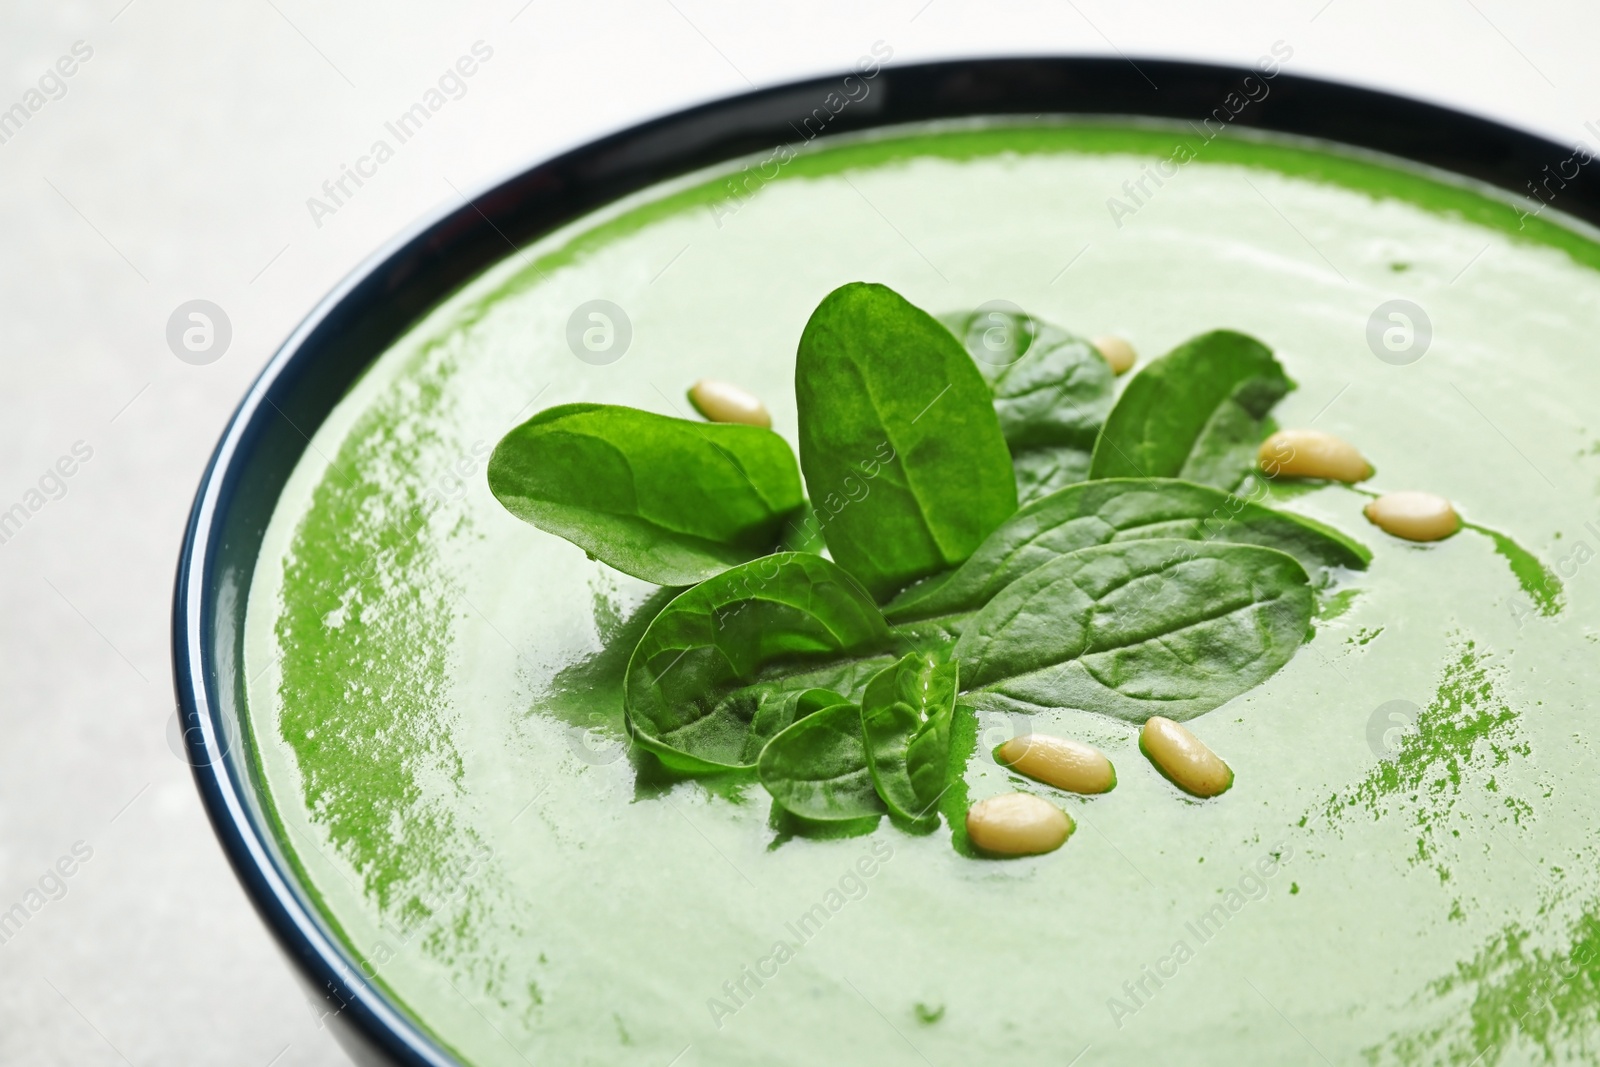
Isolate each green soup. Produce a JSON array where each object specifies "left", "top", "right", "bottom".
[{"left": 244, "top": 121, "right": 1600, "bottom": 1066}]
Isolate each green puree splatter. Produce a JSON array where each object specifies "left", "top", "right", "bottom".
[
  {"left": 1321, "top": 641, "right": 1585, "bottom": 1066},
  {"left": 1373, "top": 911, "right": 1600, "bottom": 1065},
  {"left": 1319, "top": 588, "right": 1362, "bottom": 622},
  {"left": 1349, "top": 484, "right": 1564, "bottom": 618},
  {"left": 273, "top": 332, "right": 503, "bottom": 1004},
  {"left": 1463, "top": 521, "right": 1565, "bottom": 617},
  {"left": 1323, "top": 641, "right": 1529, "bottom": 882}
]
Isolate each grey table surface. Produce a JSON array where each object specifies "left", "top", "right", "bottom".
[{"left": 0, "top": 2, "right": 1594, "bottom": 1063}]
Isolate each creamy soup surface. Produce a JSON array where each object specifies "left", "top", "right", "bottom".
[{"left": 244, "top": 121, "right": 1600, "bottom": 1066}]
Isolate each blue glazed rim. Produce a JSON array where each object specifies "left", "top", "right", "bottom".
[{"left": 172, "top": 56, "right": 1600, "bottom": 1066}]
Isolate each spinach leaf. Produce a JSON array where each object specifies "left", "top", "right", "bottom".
[
  {"left": 767, "top": 804, "right": 883, "bottom": 844},
  {"left": 954, "top": 540, "right": 1314, "bottom": 723},
  {"left": 623, "top": 553, "right": 892, "bottom": 773},
  {"left": 737, "top": 660, "right": 900, "bottom": 738},
  {"left": 1088, "top": 331, "right": 1293, "bottom": 490},
  {"left": 796, "top": 283, "right": 1017, "bottom": 600},
  {"left": 941, "top": 306, "right": 1041, "bottom": 378},
  {"left": 944, "top": 308, "right": 1114, "bottom": 506},
  {"left": 943, "top": 309, "right": 1114, "bottom": 451},
  {"left": 758, "top": 701, "right": 887, "bottom": 822},
  {"left": 795, "top": 688, "right": 849, "bottom": 719},
  {"left": 906, "top": 698, "right": 957, "bottom": 819},
  {"left": 885, "top": 477, "right": 1367, "bottom": 623},
  {"left": 941, "top": 704, "right": 981, "bottom": 857},
  {"left": 1012, "top": 446, "right": 1094, "bottom": 507},
  {"left": 489, "top": 403, "right": 804, "bottom": 586},
  {"left": 860, "top": 653, "right": 959, "bottom": 828}
]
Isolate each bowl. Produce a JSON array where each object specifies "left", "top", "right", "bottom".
[{"left": 173, "top": 57, "right": 1600, "bottom": 1066}]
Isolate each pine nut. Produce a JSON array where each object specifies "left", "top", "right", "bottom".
[
  {"left": 1091, "top": 335, "right": 1137, "bottom": 375},
  {"left": 1258, "top": 429, "right": 1372, "bottom": 483},
  {"left": 1363, "top": 490, "right": 1459, "bottom": 542},
  {"left": 996, "top": 734, "right": 1116, "bottom": 794},
  {"left": 965, "top": 793, "right": 1073, "bottom": 856},
  {"left": 688, "top": 379, "right": 771, "bottom": 427},
  {"left": 1140, "top": 717, "right": 1233, "bottom": 798}
]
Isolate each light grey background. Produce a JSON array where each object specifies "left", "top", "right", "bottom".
[{"left": 0, "top": 2, "right": 1594, "bottom": 1064}]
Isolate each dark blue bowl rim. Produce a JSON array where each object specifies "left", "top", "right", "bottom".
[{"left": 173, "top": 55, "right": 1600, "bottom": 1066}]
